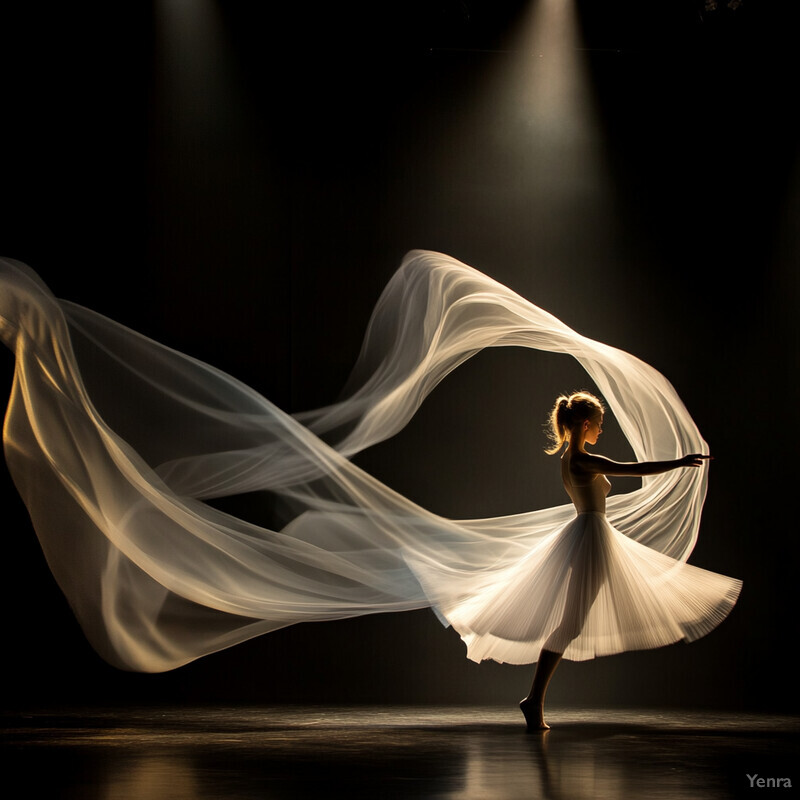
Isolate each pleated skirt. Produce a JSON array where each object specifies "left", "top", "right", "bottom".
[{"left": 442, "top": 512, "right": 742, "bottom": 664}]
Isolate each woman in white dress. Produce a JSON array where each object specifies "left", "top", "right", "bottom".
[{"left": 518, "top": 392, "right": 711, "bottom": 730}]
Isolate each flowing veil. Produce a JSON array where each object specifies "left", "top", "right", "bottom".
[{"left": 0, "top": 251, "right": 713, "bottom": 672}]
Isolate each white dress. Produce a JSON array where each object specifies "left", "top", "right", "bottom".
[
  {"left": 437, "top": 471, "right": 741, "bottom": 664},
  {"left": 0, "top": 251, "right": 741, "bottom": 671}
]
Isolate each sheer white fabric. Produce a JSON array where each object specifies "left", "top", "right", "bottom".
[
  {"left": 432, "top": 512, "right": 740, "bottom": 663},
  {"left": 0, "top": 251, "right": 740, "bottom": 671}
]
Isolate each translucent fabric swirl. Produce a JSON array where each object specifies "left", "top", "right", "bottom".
[{"left": 0, "top": 251, "right": 738, "bottom": 671}]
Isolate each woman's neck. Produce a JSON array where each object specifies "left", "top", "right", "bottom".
[{"left": 567, "top": 431, "right": 587, "bottom": 453}]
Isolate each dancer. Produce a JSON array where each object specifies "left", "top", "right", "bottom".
[
  {"left": 0, "top": 252, "right": 740, "bottom": 705},
  {"left": 518, "top": 392, "right": 710, "bottom": 730}
]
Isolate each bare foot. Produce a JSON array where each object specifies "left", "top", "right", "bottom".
[{"left": 519, "top": 699, "right": 550, "bottom": 732}]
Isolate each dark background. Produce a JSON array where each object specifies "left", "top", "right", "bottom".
[{"left": 0, "top": 1, "right": 796, "bottom": 712}]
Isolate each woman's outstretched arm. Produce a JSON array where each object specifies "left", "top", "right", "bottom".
[{"left": 573, "top": 452, "right": 711, "bottom": 478}]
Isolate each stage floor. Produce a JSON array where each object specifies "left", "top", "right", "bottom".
[{"left": 2, "top": 706, "right": 798, "bottom": 799}]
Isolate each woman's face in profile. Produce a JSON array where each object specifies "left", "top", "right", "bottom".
[{"left": 584, "top": 414, "right": 603, "bottom": 446}]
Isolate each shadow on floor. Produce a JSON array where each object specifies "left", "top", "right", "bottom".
[{"left": 2, "top": 706, "right": 797, "bottom": 799}]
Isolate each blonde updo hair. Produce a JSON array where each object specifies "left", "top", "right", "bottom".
[{"left": 545, "top": 391, "right": 605, "bottom": 454}]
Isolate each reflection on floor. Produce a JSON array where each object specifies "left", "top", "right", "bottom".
[{"left": 1, "top": 706, "right": 798, "bottom": 799}]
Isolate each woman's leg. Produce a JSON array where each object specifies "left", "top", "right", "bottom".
[
  {"left": 521, "top": 562, "right": 603, "bottom": 731},
  {"left": 520, "top": 648, "right": 563, "bottom": 730}
]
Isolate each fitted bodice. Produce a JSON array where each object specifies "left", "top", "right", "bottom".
[{"left": 561, "top": 451, "right": 611, "bottom": 514}]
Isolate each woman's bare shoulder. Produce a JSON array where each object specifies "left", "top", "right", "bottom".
[{"left": 569, "top": 451, "right": 618, "bottom": 476}]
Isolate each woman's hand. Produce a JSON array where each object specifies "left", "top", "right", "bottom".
[{"left": 677, "top": 454, "right": 712, "bottom": 468}]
